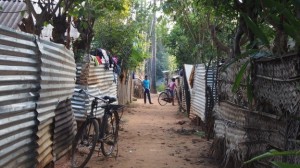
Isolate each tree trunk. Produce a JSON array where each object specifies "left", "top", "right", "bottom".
[
  {"left": 233, "top": 18, "right": 245, "bottom": 57},
  {"left": 52, "top": 14, "right": 68, "bottom": 45},
  {"left": 150, "top": 0, "right": 157, "bottom": 93}
]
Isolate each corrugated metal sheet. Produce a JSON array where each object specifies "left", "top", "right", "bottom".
[
  {"left": 189, "top": 63, "right": 218, "bottom": 121},
  {"left": 35, "top": 38, "right": 76, "bottom": 167},
  {"left": 190, "top": 64, "right": 206, "bottom": 121},
  {"left": 206, "top": 67, "right": 217, "bottom": 101},
  {"left": 179, "top": 77, "right": 185, "bottom": 110},
  {"left": 180, "top": 64, "right": 193, "bottom": 114},
  {"left": 0, "top": 21, "right": 77, "bottom": 167},
  {"left": 53, "top": 99, "right": 77, "bottom": 161},
  {"left": 72, "top": 63, "right": 118, "bottom": 121},
  {"left": 0, "top": 25, "right": 38, "bottom": 168},
  {"left": 0, "top": 0, "right": 26, "bottom": 29},
  {"left": 183, "top": 64, "right": 193, "bottom": 91}
]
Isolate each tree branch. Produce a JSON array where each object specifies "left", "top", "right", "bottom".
[
  {"left": 209, "top": 25, "right": 231, "bottom": 55},
  {"left": 25, "top": 0, "right": 37, "bottom": 18}
]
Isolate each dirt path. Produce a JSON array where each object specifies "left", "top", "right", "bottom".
[{"left": 56, "top": 94, "right": 218, "bottom": 168}]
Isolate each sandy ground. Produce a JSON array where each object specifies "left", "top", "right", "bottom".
[{"left": 55, "top": 94, "right": 218, "bottom": 168}]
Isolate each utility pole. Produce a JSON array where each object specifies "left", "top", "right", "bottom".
[{"left": 150, "top": 0, "right": 157, "bottom": 93}]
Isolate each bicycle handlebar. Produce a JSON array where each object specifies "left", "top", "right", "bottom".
[{"left": 78, "top": 89, "right": 117, "bottom": 104}]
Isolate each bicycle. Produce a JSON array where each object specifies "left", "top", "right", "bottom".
[
  {"left": 158, "top": 88, "right": 180, "bottom": 106},
  {"left": 71, "top": 89, "right": 122, "bottom": 168}
]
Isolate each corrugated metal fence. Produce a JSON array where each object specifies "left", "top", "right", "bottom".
[
  {"left": 190, "top": 64, "right": 206, "bottom": 120},
  {"left": 0, "top": 0, "right": 26, "bottom": 29},
  {"left": 0, "top": 25, "right": 76, "bottom": 168},
  {"left": 0, "top": 25, "right": 38, "bottom": 168},
  {"left": 36, "top": 38, "right": 76, "bottom": 167},
  {"left": 72, "top": 62, "right": 118, "bottom": 120},
  {"left": 190, "top": 64, "right": 217, "bottom": 121}
]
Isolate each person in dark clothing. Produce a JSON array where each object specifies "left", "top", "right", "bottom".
[{"left": 142, "top": 75, "right": 153, "bottom": 104}]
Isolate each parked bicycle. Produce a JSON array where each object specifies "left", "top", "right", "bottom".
[
  {"left": 158, "top": 88, "right": 180, "bottom": 106},
  {"left": 71, "top": 89, "right": 123, "bottom": 168}
]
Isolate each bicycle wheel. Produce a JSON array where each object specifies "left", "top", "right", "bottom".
[
  {"left": 158, "top": 92, "right": 168, "bottom": 106},
  {"left": 71, "top": 119, "right": 99, "bottom": 168},
  {"left": 101, "top": 111, "right": 119, "bottom": 156}
]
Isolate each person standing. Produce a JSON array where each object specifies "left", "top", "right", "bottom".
[
  {"left": 142, "top": 75, "right": 153, "bottom": 104},
  {"left": 168, "top": 78, "right": 177, "bottom": 105}
]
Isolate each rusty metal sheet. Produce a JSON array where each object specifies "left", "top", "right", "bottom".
[
  {"left": 72, "top": 63, "right": 118, "bottom": 121},
  {"left": 0, "top": 22, "right": 76, "bottom": 167},
  {"left": 53, "top": 99, "right": 77, "bottom": 160},
  {"left": 0, "top": 25, "right": 38, "bottom": 168},
  {"left": 35, "top": 38, "right": 76, "bottom": 167}
]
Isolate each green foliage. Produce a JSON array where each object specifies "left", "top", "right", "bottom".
[
  {"left": 74, "top": 49, "right": 85, "bottom": 63},
  {"left": 231, "top": 60, "right": 249, "bottom": 93},
  {"left": 244, "top": 149, "right": 300, "bottom": 168},
  {"left": 157, "top": 84, "right": 166, "bottom": 92},
  {"left": 241, "top": 13, "right": 270, "bottom": 47},
  {"left": 271, "top": 162, "right": 300, "bottom": 168},
  {"left": 163, "top": 0, "right": 232, "bottom": 67},
  {"left": 168, "top": 55, "right": 177, "bottom": 73},
  {"left": 92, "top": 1, "right": 151, "bottom": 71}
]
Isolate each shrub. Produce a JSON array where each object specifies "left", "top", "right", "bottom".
[{"left": 157, "top": 84, "right": 166, "bottom": 92}]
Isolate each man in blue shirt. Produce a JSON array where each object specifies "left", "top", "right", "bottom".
[{"left": 142, "top": 75, "right": 153, "bottom": 104}]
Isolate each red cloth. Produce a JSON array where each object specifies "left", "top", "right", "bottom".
[{"left": 95, "top": 56, "right": 102, "bottom": 64}]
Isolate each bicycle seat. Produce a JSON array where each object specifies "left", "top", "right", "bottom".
[{"left": 103, "top": 96, "right": 117, "bottom": 103}]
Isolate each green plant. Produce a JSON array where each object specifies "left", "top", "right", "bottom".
[
  {"left": 157, "top": 84, "right": 166, "bottom": 92},
  {"left": 244, "top": 149, "right": 300, "bottom": 168}
]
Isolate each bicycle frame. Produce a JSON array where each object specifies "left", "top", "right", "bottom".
[
  {"left": 89, "top": 98, "right": 98, "bottom": 118},
  {"left": 72, "top": 89, "right": 120, "bottom": 168},
  {"left": 98, "top": 105, "right": 111, "bottom": 140},
  {"left": 86, "top": 92, "right": 119, "bottom": 141}
]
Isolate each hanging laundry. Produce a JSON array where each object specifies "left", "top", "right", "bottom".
[
  {"left": 112, "top": 56, "right": 118, "bottom": 64},
  {"left": 95, "top": 56, "right": 102, "bottom": 64},
  {"left": 90, "top": 56, "right": 100, "bottom": 66},
  {"left": 101, "top": 49, "right": 109, "bottom": 64}
]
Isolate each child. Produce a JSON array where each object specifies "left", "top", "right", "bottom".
[{"left": 168, "top": 78, "right": 177, "bottom": 105}]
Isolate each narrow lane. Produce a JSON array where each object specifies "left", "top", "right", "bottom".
[{"left": 56, "top": 94, "right": 218, "bottom": 168}]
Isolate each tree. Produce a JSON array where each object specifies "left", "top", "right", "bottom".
[
  {"left": 162, "top": 0, "right": 231, "bottom": 67},
  {"left": 92, "top": 0, "right": 150, "bottom": 82},
  {"left": 21, "top": 0, "right": 127, "bottom": 59},
  {"left": 71, "top": 0, "right": 127, "bottom": 61},
  {"left": 150, "top": 0, "right": 157, "bottom": 93},
  {"left": 155, "top": 10, "right": 169, "bottom": 83}
]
